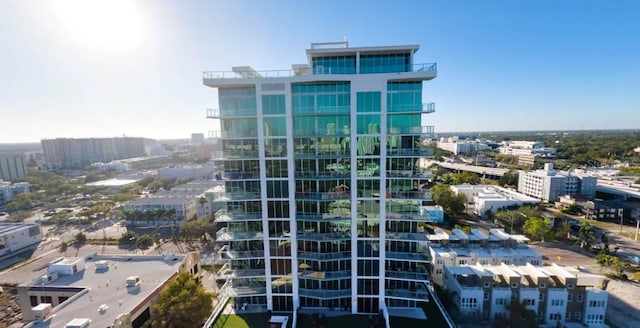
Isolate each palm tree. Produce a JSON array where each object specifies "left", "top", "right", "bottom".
[{"left": 198, "top": 196, "right": 207, "bottom": 219}]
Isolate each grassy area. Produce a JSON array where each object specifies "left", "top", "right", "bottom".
[{"left": 212, "top": 313, "right": 268, "bottom": 328}]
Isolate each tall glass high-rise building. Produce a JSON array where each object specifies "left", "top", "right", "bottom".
[{"left": 204, "top": 42, "right": 438, "bottom": 315}]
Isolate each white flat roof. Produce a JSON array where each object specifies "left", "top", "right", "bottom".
[
  {"left": 30, "top": 255, "right": 184, "bottom": 328},
  {"left": 86, "top": 179, "right": 138, "bottom": 187}
]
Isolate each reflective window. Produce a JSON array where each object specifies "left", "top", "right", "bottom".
[
  {"left": 356, "top": 92, "right": 381, "bottom": 113},
  {"left": 262, "top": 95, "right": 285, "bottom": 115}
]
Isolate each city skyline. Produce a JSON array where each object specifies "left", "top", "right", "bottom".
[{"left": 1, "top": 0, "right": 639, "bottom": 143}]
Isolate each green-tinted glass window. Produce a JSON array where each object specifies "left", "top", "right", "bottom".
[
  {"left": 262, "top": 95, "right": 285, "bottom": 115},
  {"left": 356, "top": 115, "right": 381, "bottom": 134},
  {"left": 219, "top": 87, "right": 257, "bottom": 116},
  {"left": 356, "top": 92, "right": 381, "bottom": 113},
  {"left": 387, "top": 82, "right": 422, "bottom": 112},
  {"left": 263, "top": 117, "right": 286, "bottom": 137}
]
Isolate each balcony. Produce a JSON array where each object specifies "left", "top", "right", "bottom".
[
  {"left": 385, "top": 284, "right": 429, "bottom": 301},
  {"left": 292, "top": 106, "right": 351, "bottom": 116},
  {"left": 299, "top": 270, "right": 351, "bottom": 280},
  {"left": 211, "top": 192, "right": 261, "bottom": 202},
  {"left": 385, "top": 232, "right": 429, "bottom": 242},
  {"left": 386, "top": 148, "right": 434, "bottom": 157},
  {"left": 208, "top": 129, "right": 258, "bottom": 139},
  {"left": 206, "top": 108, "right": 257, "bottom": 118},
  {"left": 203, "top": 63, "right": 437, "bottom": 80},
  {"left": 298, "top": 251, "right": 352, "bottom": 261},
  {"left": 297, "top": 232, "right": 351, "bottom": 241},
  {"left": 387, "top": 126, "right": 434, "bottom": 135},
  {"left": 385, "top": 251, "right": 430, "bottom": 262},
  {"left": 293, "top": 128, "right": 350, "bottom": 137},
  {"left": 295, "top": 191, "right": 350, "bottom": 201},
  {"left": 386, "top": 212, "right": 435, "bottom": 222},
  {"left": 385, "top": 170, "right": 432, "bottom": 179},
  {"left": 220, "top": 281, "right": 267, "bottom": 297},
  {"left": 221, "top": 171, "right": 260, "bottom": 180},
  {"left": 298, "top": 288, "right": 352, "bottom": 299},
  {"left": 296, "top": 214, "right": 351, "bottom": 222},
  {"left": 387, "top": 103, "right": 436, "bottom": 114},
  {"left": 387, "top": 190, "right": 432, "bottom": 200},
  {"left": 216, "top": 245, "right": 265, "bottom": 260},
  {"left": 295, "top": 171, "right": 350, "bottom": 179},
  {"left": 217, "top": 263, "right": 266, "bottom": 279},
  {"left": 216, "top": 227, "right": 263, "bottom": 241},
  {"left": 214, "top": 210, "right": 262, "bottom": 223},
  {"left": 385, "top": 270, "right": 429, "bottom": 281}
]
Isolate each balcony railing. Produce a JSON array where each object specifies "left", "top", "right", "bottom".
[
  {"left": 297, "top": 232, "right": 351, "bottom": 241},
  {"left": 211, "top": 192, "right": 261, "bottom": 202},
  {"left": 386, "top": 148, "right": 434, "bottom": 157},
  {"left": 385, "top": 232, "right": 429, "bottom": 241},
  {"left": 217, "top": 263, "right": 266, "bottom": 279},
  {"left": 203, "top": 63, "right": 436, "bottom": 80},
  {"left": 387, "top": 126, "right": 435, "bottom": 135},
  {"left": 386, "top": 212, "right": 436, "bottom": 222},
  {"left": 299, "top": 270, "right": 351, "bottom": 280},
  {"left": 298, "top": 251, "right": 352, "bottom": 261},
  {"left": 295, "top": 171, "right": 350, "bottom": 179},
  {"left": 387, "top": 190, "right": 432, "bottom": 200},
  {"left": 298, "top": 288, "right": 352, "bottom": 299},
  {"left": 206, "top": 108, "right": 257, "bottom": 118},
  {"left": 214, "top": 210, "right": 262, "bottom": 223},
  {"left": 208, "top": 129, "right": 258, "bottom": 139},
  {"left": 295, "top": 191, "right": 350, "bottom": 201},
  {"left": 385, "top": 287, "right": 429, "bottom": 300},
  {"left": 216, "top": 227, "right": 263, "bottom": 241},
  {"left": 385, "top": 271, "right": 430, "bottom": 281},
  {"left": 292, "top": 106, "right": 351, "bottom": 116},
  {"left": 385, "top": 170, "right": 432, "bottom": 178},
  {"left": 216, "top": 245, "right": 265, "bottom": 260},
  {"left": 387, "top": 103, "right": 436, "bottom": 114},
  {"left": 221, "top": 171, "right": 260, "bottom": 180},
  {"left": 296, "top": 214, "right": 351, "bottom": 222},
  {"left": 385, "top": 251, "right": 430, "bottom": 262},
  {"left": 221, "top": 282, "right": 267, "bottom": 297},
  {"left": 293, "top": 128, "right": 351, "bottom": 137}
]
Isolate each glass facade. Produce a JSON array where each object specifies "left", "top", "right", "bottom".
[{"left": 207, "top": 44, "right": 436, "bottom": 315}]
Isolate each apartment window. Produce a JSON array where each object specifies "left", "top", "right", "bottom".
[
  {"left": 538, "top": 283, "right": 546, "bottom": 288},
  {"left": 435, "top": 269, "right": 442, "bottom": 275},
  {"left": 484, "top": 292, "right": 490, "bottom": 300},
  {"left": 40, "top": 296, "right": 52, "bottom": 304},
  {"left": 484, "top": 282, "right": 491, "bottom": 288},
  {"left": 567, "top": 283, "right": 574, "bottom": 289},
  {"left": 577, "top": 294, "right": 583, "bottom": 302},
  {"left": 565, "top": 312, "right": 570, "bottom": 320},
  {"left": 551, "top": 299, "right": 564, "bottom": 306},
  {"left": 30, "top": 296, "right": 38, "bottom": 306},
  {"left": 567, "top": 294, "right": 572, "bottom": 302},
  {"left": 58, "top": 296, "right": 69, "bottom": 304},
  {"left": 525, "top": 299, "right": 535, "bottom": 306},
  {"left": 461, "top": 298, "right": 477, "bottom": 308},
  {"left": 574, "top": 312, "right": 581, "bottom": 320},
  {"left": 459, "top": 260, "right": 467, "bottom": 265},
  {"left": 511, "top": 283, "right": 518, "bottom": 288},
  {"left": 436, "top": 259, "right": 443, "bottom": 265},
  {"left": 549, "top": 313, "right": 561, "bottom": 320},
  {"left": 539, "top": 293, "right": 545, "bottom": 301}
]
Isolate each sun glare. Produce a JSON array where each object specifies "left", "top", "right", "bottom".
[{"left": 50, "top": 0, "right": 145, "bottom": 53}]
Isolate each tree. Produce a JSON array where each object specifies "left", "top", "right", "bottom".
[
  {"left": 150, "top": 272, "right": 212, "bottom": 328},
  {"left": 180, "top": 219, "right": 214, "bottom": 241},
  {"left": 505, "top": 299, "right": 538, "bottom": 328},
  {"left": 6, "top": 192, "right": 37, "bottom": 212},
  {"left": 60, "top": 241, "right": 68, "bottom": 256},
  {"left": 522, "top": 217, "right": 552, "bottom": 242},
  {"left": 74, "top": 232, "right": 87, "bottom": 246},
  {"left": 499, "top": 170, "right": 519, "bottom": 187},
  {"left": 452, "top": 172, "right": 480, "bottom": 185},
  {"left": 555, "top": 220, "right": 572, "bottom": 241},
  {"left": 579, "top": 222, "right": 596, "bottom": 249},
  {"left": 595, "top": 252, "right": 611, "bottom": 272},
  {"left": 430, "top": 184, "right": 466, "bottom": 216}
]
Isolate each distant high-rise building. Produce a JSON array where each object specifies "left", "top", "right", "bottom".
[
  {"left": 191, "top": 133, "right": 205, "bottom": 144},
  {"left": 518, "top": 163, "right": 597, "bottom": 202},
  {"left": 41, "top": 137, "right": 147, "bottom": 169},
  {"left": 204, "top": 42, "right": 438, "bottom": 315},
  {"left": 0, "top": 153, "right": 27, "bottom": 181}
]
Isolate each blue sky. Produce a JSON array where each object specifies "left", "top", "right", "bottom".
[{"left": 1, "top": 0, "right": 638, "bottom": 143}]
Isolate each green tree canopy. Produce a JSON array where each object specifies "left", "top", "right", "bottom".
[
  {"left": 522, "top": 217, "right": 552, "bottom": 242},
  {"left": 150, "top": 272, "right": 212, "bottom": 328},
  {"left": 499, "top": 170, "right": 519, "bottom": 187},
  {"left": 452, "top": 171, "right": 481, "bottom": 185},
  {"left": 180, "top": 219, "right": 214, "bottom": 241},
  {"left": 430, "top": 184, "right": 466, "bottom": 216}
]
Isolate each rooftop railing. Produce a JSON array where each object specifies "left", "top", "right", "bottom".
[
  {"left": 203, "top": 63, "right": 436, "bottom": 80},
  {"left": 299, "top": 288, "right": 352, "bottom": 299},
  {"left": 298, "top": 251, "right": 352, "bottom": 261}
]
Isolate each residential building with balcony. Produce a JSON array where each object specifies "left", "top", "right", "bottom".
[
  {"left": 442, "top": 263, "right": 608, "bottom": 327},
  {"left": 518, "top": 163, "right": 597, "bottom": 202},
  {"left": 0, "top": 153, "right": 27, "bottom": 181},
  {"left": 429, "top": 228, "right": 542, "bottom": 286},
  {"left": 204, "top": 41, "right": 437, "bottom": 316},
  {"left": 41, "top": 137, "right": 149, "bottom": 169}
]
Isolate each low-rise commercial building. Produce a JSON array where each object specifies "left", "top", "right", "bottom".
[
  {"left": 429, "top": 228, "right": 542, "bottom": 287},
  {"left": 0, "top": 180, "right": 30, "bottom": 205},
  {"left": 499, "top": 141, "right": 556, "bottom": 157},
  {"left": 437, "top": 137, "right": 490, "bottom": 155},
  {"left": 16, "top": 252, "right": 200, "bottom": 328},
  {"left": 518, "top": 164, "right": 597, "bottom": 202},
  {"left": 0, "top": 223, "right": 41, "bottom": 261},
  {"left": 442, "top": 263, "right": 608, "bottom": 327},
  {"left": 451, "top": 185, "right": 540, "bottom": 216}
]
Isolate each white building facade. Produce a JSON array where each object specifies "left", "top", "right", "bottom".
[
  {"left": 499, "top": 141, "right": 557, "bottom": 157},
  {"left": 518, "top": 163, "right": 597, "bottom": 202},
  {"left": 0, "top": 180, "right": 30, "bottom": 205},
  {"left": 0, "top": 223, "right": 41, "bottom": 260},
  {"left": 450, "top": 184, "right": 540, "bottom": 215}
]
